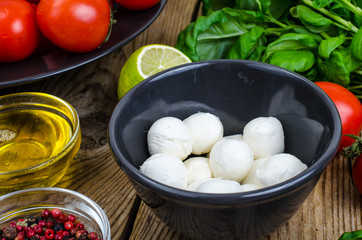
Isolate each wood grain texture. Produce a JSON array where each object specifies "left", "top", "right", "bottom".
[{"left": 1, "top": 0, "right": 361, "bottom": 239}]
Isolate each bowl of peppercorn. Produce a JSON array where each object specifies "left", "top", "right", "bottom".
[{"left": 0, "top": 187, "right": 111, "bottom": 240}]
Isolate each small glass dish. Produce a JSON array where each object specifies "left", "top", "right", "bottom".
[
  {"left": 0, "top": 92, "right": 81, "bottom": 195},
  {"left": 0, "top": 187, "right": 111, "bottom": 240}
]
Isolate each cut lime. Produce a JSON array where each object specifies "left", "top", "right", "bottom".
[{"left": 117, "top": 44, "right": 191, "bottom": 99}]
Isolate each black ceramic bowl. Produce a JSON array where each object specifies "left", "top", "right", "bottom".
[{"left": 108, "top": 60, "right": 341, "bottom": 239}]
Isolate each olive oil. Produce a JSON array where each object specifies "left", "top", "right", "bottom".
[
  {"left": 0, "top": 102, "right": 81, "bottom": 195},
  {"left": 0, "top": 108, "right": 73, "bottom": 173}
]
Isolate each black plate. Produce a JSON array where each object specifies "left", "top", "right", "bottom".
[{"left": 0, "top": 0, "right": 167, "bottom": 88}]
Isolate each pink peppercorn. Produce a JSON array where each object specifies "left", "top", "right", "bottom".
[
  {"left": 66, "top": 214, "right": 76, "bottom": 223},
  {"left": 26, "top": 229, "right": 35, "bottom": 238},
  {"left": 45, "top": 229, "right": 54, "bottom": 240},
  {"left": 63, "top": 221, "right": 73, "bottom": 231},
  {"left": 54, "top": 233, "right": 63, "bottom": 240},
  {"left": 57, "top": 214, "right": 67, "bottom": 224},
  {"left": 89, "top": 232, "right": 99, "bottom": 240},
  {"left": 16, "top": 225, "right": 23, "bottom": 232},
  {"left": 45, "top": 221, "right": 54, "bottom": 229},
  {"left": 51, "top": 209, "right": 61, "bottom": 219},
  {"left": 38, "top": 220, "right": 46, "bottom": 228},
  {"left": 41, "top": 209, "right": 51, "bottom": 219},
  {"left": 17, "top": 231, "right": 25, "bottom": 238},
  {"left": 9, "top": 221, "right": 16, "bottom": 228},
  {"left": 75, "top": 223, "right": 84, "bottom": 230},
  {"left": 33, "top": 224, "right": 43, "bottom": 234}
]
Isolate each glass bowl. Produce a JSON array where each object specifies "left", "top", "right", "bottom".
[
  {"left": 0, "top": 187, "right": 111, "bottom": 240},
  {"left": 0, "top": 92, "right": 81, "bottom": 195}
]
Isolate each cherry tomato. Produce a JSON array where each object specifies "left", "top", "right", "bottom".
[
  {"left": 0, "top": 0, "right": 39, "bottom": 63},
  {"left": 115, "top": 0, "right": 160, "bottom": 11},
  {"left": 352, "top": 155, "right": 362, "bottom": 194},
  {"left": 315, "top": 82, "right": 362, "bottom": 150},
  {"left": 36, "top": 0, "right": 111, "bottom": 53}
]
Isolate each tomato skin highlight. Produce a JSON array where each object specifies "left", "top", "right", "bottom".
[
  {"left": 115, "top": 0, "right": 160, "bottom": 11},
  {"left": 352, "top": 156, "right": 362, "bottom": 194},
  {"left": 0, "top": 0, "right": 39, "bottom": 63},
  {"left": 315, "top": 82, "right": 362, "bottom": 150},
  {"left": 36, "top": 0, "right": 111, "bottom": 53}
]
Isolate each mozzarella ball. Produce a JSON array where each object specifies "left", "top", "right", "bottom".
[
  {"left": 194, "top": 178, "right": 241, "bottom": 193},
  {"left": 147, "top": 117, "right": 193, "bottom": 160},
  {"left": 183, "top": 112, "right": 223, "bottom": 155},
  {"left": 239, "top": 183, "right": 262, "bottom": 192},
  {"left": 223, "top": 134, "right": 243, "bottom": 141},
  {"left": 243, "top": 117, "right": 284, "bottom": 159},
  {"left": 242, "top": 157, "right": 268, "bottom": 187},
  {"left": 256, "top": 153, "right": 307, "bottom": 187},
  {"left": 140, "top": 153, "right": 188, "bottom": 189},
  {"left": 187, "top": 178, "right": 212, "bottom": 191},
  {"left": 205, "top": 135, "right": 243, "bottom": 159},
  {"left": 209, "top": 138, "right": 254, "bottom": 182},
  {"left": 184, "top": 157, "right": 213, "bottom": 184}
]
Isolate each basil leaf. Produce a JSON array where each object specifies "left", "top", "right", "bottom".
[
  {"left": 176, "top": 10, "right": 228, "bottom": 61},
  {"left": 268, "top": 0, "right": 292, "bottom": 19},
  {"left": 176, "top": 8, "right": 268, "bottom": 61},
  {"left": 226, "top": 26, "right": 265, "bottom": 60},
  {"left": 290, "top": 5, "right": 333, "bottom": 33},
  {"left": 303, "top": 66, "right": 318, "bottom": 81},
  {"left": 292, "top": 25, "right": 324, "bottom": 43},
  {"left": 196, "top": 9, "right": 265, "bottom": 60},
  {"left": 312, "top": 0, "right": 333, "bottom": 8},
  {"left": 236, "top": 0, "right": 291, "bottom": 19},
  {"left": 351, "top": 27, "right": 362, "bottom": 61},
  {"left": 264, "top": 33, "right": 318, "bottom": 60},
  {"left": 317, "top": 50, "right": 352, "bottom": 85},
  {"left": 318, "top": 34, "right": 346, "bottom": 59},
  {"left": 338, "top": 229, "right": 362, "bottom": 240},
  {"left": 202, "top": 0, "right": 236, "bottom": 15},
  {"left": 235, "top": 0, "right": 259, "bottom": 11},
  {"left": 269, "top": 50, "right": 315, "bottom": 72}
]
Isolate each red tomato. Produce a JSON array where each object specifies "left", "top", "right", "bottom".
[
  {"left": 115, "top": 0, "right": 160, "bottom": 11},
  {"left": 315, "top": 82, "right": 362, "bottom": 150},
  {"left": 36, "top": 0, "right": 111, "bottom": 53},
  {"left": 26, "top": 0, "right": 40, "bottom": 3},
  {"left": 0, "top": 0, "right": 39, "bottom": 63},
  {"left": 352, "top": 156, "right": 362, "bottom": 194}
]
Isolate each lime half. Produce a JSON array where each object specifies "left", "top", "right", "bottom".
[{"left": 117, "top": 44, "right": 191, "bottom": 99}]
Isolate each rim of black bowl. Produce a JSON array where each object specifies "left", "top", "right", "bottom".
[{"left": 108, "top": 59, "right": 342, "bottom": 205}]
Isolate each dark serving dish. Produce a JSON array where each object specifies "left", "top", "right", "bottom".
[
  {"left": 108, "top": 60, "right": 341, "bottom": 239},
  {"left": 0, "top": 1, "right": 167, "bottom": 88}
]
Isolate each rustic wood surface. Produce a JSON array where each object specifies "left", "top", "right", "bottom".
[{"left": 0, "top": 0, "right": 361, "bottom": 239}]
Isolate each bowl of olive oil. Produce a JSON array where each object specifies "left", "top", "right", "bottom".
[{"left": 0, "top": 92, "right": 81, "bottom": 195}]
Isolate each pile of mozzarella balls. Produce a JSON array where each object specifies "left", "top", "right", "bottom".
[{"left": 140, "top": 112, "right": 307, "bottom": 194}]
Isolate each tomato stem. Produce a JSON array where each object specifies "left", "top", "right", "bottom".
[
  {"left": 343, "top": 134, "right": 362, "bottom": 159},
  {"left": 100, "top": 0, "right": 117, "bottom": 48}
]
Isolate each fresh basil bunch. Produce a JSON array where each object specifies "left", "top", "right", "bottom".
[{"left": 175, "top": 0, "right": 362, "bottom": 98}]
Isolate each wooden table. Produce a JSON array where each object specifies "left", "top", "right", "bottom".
[{"left": 1, "top": 0, "right": 361, "bottom": 239}]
